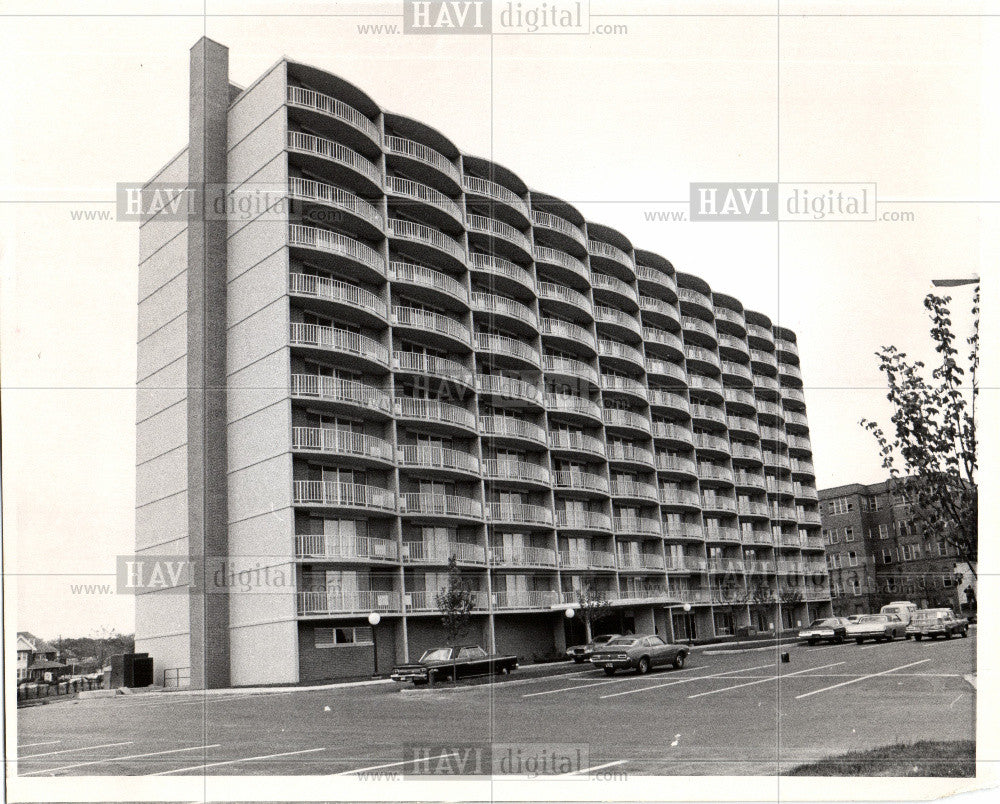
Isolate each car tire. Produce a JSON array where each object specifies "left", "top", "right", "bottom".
[
  {"left": 944, "top": 631, "right": 952, "bottom": 640},
  {"left": 673, "top": 653, "right": 686, "bottom": 670},
  {"left": 604, "top": 668, "right": 616, "bottom": 676},
  {"left": 835, "top": 636, "right": 845, "bottom": 644},
  {"left": 855, "top": 638, "right": 864, "bottom": 644},
  {"left": 637, "top": 657, "right": 651, "bottom": 675},
  {"left": 808, "top": 639, "right": 817, "bottom": 646},
  {"left": 961, "top": 628, "right": 969, "bottom": 638},
  {"left": 573, "top": 657, "right": 584, "bottom": 664},
  {"left": 914, "top": 634, "right": 922, "bottom": 641},
  {"left": 886, "top": 634, "right": 894, "bottom": 642}
]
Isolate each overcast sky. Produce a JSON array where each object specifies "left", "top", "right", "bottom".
[{"left": 2, "top": 0, "right": 997, "bottom": 639}]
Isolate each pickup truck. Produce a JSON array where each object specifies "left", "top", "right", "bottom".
[
  {"left": 390, "top": 645, "right": 518, "bottom": 685},
  {"left": 906, "top": 608, "right": 969, "bottom": 640}
]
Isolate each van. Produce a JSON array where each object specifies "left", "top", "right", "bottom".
[{"left": 880, "top": 601, "right": 918, "bottom": 624}]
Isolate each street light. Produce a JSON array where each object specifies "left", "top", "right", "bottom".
[
  {"left": 931, "top": 276, "right": 979, "bottom": 287},
  {"left": 682, "top": 602, "right": 693, "bottom": 646},
  {"left": 368, "top": 612, "right": 381, "bottom": 677}
]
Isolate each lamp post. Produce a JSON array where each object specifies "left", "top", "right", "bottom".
[
  {"left": 931, "top": 276, "right": 978, "bottom": 287},
  {"left": 683, "top": 602, "right": 693, "bottom": 645},
  {"left": 368, "top": 612, "right": 381, "bottom": 677}
]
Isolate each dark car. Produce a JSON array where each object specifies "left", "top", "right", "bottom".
[
  {"left": 906, "top": 608, "right": 970, "bottom": 641},
  {"left": 798, "top": 617, "right": 849, "bottom": 646},
  {"left": 566, "top": 633, "right": 620, "bottom": 663},
  {"left": 589, "top": 634, "right": 689, "bottom": 676},
  {"left": 390, "top": 645, "right": 518, "bottom": 685}
]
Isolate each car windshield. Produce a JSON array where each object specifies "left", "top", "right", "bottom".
[
  {"left": 420, "top": 648, "right": 452, "bottom": 662},
  {"left": 606, "top": 637, "right": 638, "bottom": 646},
  {"left": 859, "top": 615, "right": 886, "bottom": 623},
  {"left": 592, "top": 635, "right": 614, "bottom": 644},
  {"left": 808, "top": 619, "right": 834, "bottom": 628},
  {"left": 912, "top": 611, "right": 946, "bottom": 622}
]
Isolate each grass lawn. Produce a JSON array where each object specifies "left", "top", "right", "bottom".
[{"left": 788, "top": 740, "right": 975, "bottom": 777}]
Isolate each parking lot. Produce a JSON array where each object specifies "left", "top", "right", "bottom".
[{"left": 16, "top": 631, "right": 975, "bottom": 776}]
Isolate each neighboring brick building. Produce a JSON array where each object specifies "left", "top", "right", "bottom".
[{"left": 819, "top": 481, "right": 966, "bottom": 616}]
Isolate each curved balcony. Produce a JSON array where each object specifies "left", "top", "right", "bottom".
[
  {"left": 734, "top": 471, "right": 767, "bottom": 491},
  {"left": 475, "top": 332, "right": 541, "bottom": 368},
  {"left": 393, "top": 306, "right": 471, "bottom": 350},
  {"left": 726, "top": 415, "right": 760, "bottom": 438},
  {"left": 492, "top": 590, "right": 560, "bottom": 610},
  {"left": 400, "top": 492, "right": 483, "bottom": 521},
  {"left": 606, "top": 442, "right": 655, "bottom": 468},
  {"left": 665, "top": 555, "right": 707, "bottom": 573},
  {"left": 548, "top": 429, "right": 605, "bottom": 458},
  {"left": 598, "top": 338, "right": 645, "bottom": 372},
  {"left": 591, "top": 272, "right": 638, "bottom": 308},
  {"left": 291, "top": 374, "right": 392, "bottom": 417},
  {"left": 756, "top": 400, "right": 785, "bottom": 423},
  {"left": 648, "top": 389, "right": 690, "bottom": 415},
  {"left": 540, "top": 317, "right": 597, "bottom": 354},
  {"left": 655, "top": 454, "right": 697, "bottom": 477},
  {"left": 483, "top": 458, "right": 551, "bottom": 488},
  {"left": 600, "top": 374, "right": 647, "bottom": 403},
  {"left": 746, "top": 323, "right": 775, "bottom": 348},
  {"left": 721, "top": 360, "right": 754, "bottom": 386},
  {"left": 286, "top": 85, "right": 380, "bottom": 149},
  {"left": 659, "top": 488, "right": 702, "bottom": 509},
  {"left": 468, "top": 252, "right": 536, "bottom": 296},
  {"left": 466, "top": 214, "right": 533, "bottom": 262},
  {"left": 787, "top": 434, "right": 813, "bottom": 455},
  {"left": 533, "top": 245, "right": 590, "bottom": 286},
  {"left": 486, "top": 502, "right": 553, "bottom": 529},
  {"left": 723, "top": 387, "right": 757, "bottom": 412},
  {"left": 799, "top": 509, "right": 823, "bottom": 526},
  {"left": 794, "top": 484, "right": 819, "bottom": 502},
  {"left": 682, "top": 316, "right": 718, "bottom": 346},
  {"left": 687, "top": 374, "right": 724, "bottom": 401},
  {"left": 476, "top": 373, "right": 543, "bottom": 407},
  {"left": 754, "top": 374, "right": 782, "bottom": 397},
  {"left": 295, "top": 532, "right": 398, "bottom": 563},
  {"left": 286, "top": 131, "right": 382, "bottom": 194},
  {"left": 568, "top": 549, "right": 617, "bottom": 571},
  {"left": 471, "top": 293, "right": 538, "bottom": 334},
  {"left": 684, "top": 345, "right": 721, "bottom": 373},
  {"left": 393, "top": 351, "right": 475, "bottom": 389},
  {"left": 638, "top": 295, "right": 679, "bottom": 329},
  {"left": 775, "top": 336, "right": 800, "bottom": 362},
  {"left": 290, "top": 322, "right": 390, "bottom": 371},
  {"left": 790, "top": 458, "right": 815, "bottom": 478},
  {"left": 602, "top": 408, "right": 651, "bottom": 435},
  {"left": 463, "top": 174, "right": 530, "bottom": 224},
  {"left": 402, "top": 540, "right": 487, "bottom": 566},
  {"left": 394, "top": 396, "right": 477, "bottom": 433},
  {"left": 693, "top": 431, "right": 730, "bottom": 454},
  {"left": 387, "top": 218, "right": 466, "bottom": 269},
  {"left": 385, "top": 174, "right": 464, "bottom": 228},
  {"left": 294, "top": 480, "right": 396, "bottom": 513},
  {"left": 643, "top": 327, "right": 685, "bottom": 359},
  {"left": 397, "top": 444, "right": 481, "bottom": 477},
  {"left": 383, "top": 134, "right": 462, "bottom": 190},
  {"left": 489, "top": 545, "right": 558, "bottom": 569},
  {"left": 292, "top": 427, "right": 394, "bottom": 465},
  {"left": 713, "top": 306, "right": 746, "bottom": 335},
  {"left": 553, "top": 469, "right": 609, "bottom": 496},
  {"left": 652, "top": 421, "right": 694, "bottom": 446},
  {"left": 703, "top": 525, "right": 741, "bottom": 542},
  {"left": 613, "top": 516, "right": 663, "bottom": 538},
  {"left": 678, "top": 287, "right": 713, "bottom": 317},
  {"left": 763, "top": 451, "right": 792, "bottom": 471},
  {"left": 538, "top": 281, "right": 592, "bottom": 320},
  {"left": 595, "top": 306, "right": 642, "bottom": 340},
  {"left": 588, "top": 239, "right": 635, "bottom": 281},
  {"left": 531, "top": 209, "right": 587, "bottom": 251},
  {"left": 618, "top": 553, "right": 667, "bottom": 572},
  {"left": 545, "top": 392, "right": 602, "bottom": 423},
  {"left": 288, "top": 273, "right": 387, "bottom": 327},
  {"left": 556, "top": 510, "right": 612, "bottom": 533},
  {"left": 759, "top": 425, "right": 787, "bottom": 447},
  {"left": 480, "top": 415, "right": 548, "bottom": 447},
  {"left": 636, "top": 262, "right": 677, "bottom": 299},
  {"left": 698, "top": 464, "right": 735, "bottom": 485},
  {"left": 750, "top": 349, "right": 779, "bottom": 376},
  {"left": 288, "top": 224, "right": 385, "bottom": 282},
  {"left": 645, "top": 358, "right": 686, "bottom": 386},
  {"left": 779, "top": 362, "right": 804, "bottom": 387},
  {"left": 737, "top": 499, "right": 770, "bottom": 519},
  {"left": 717, "top": 333, "right": 750, "bottom": 360},
  {"left": 389, "top": 260, "right": 468, "bottom": 306},
  {"left": 287, "top": 176, "right": 383, "bottom": 237},
  {"left": 781, "top": 386, "right": 807, "bottom": 410},
  {"left": 544, "top": 355, "right": 600, "bottom": 387},
  {"left": 609, "top": 479, "right": 659, "bottom": 503},
  {"left": 297, "top": 590, "right": 401, "bottom": 617}
]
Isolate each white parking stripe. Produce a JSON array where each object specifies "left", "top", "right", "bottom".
[
  {"left": 687, "top": 662, "right": 846, "bottom": 699},
  {"left": 331, "top": 752, "right": 456, "bottom": 776},
  {"left": 600, "top": 663, "right": 777, "bottom": 700},
  {"left": 561, "top": 759, "right": 629, "bottom": 776},
  {"left": 21, "top": 744, "right": 222, "bottom": 775},
  {"left": 523, "top": 666, "right": 701, "bottom": 698},
  {"left": 20, "top": 742, "right": 133, "bottom": 759},
  {"left": 19, "top": 741, "right": 62, "bottom": 749},
  {"left": 150, "top": 747, "right": 326, "bottom": 775},
  {"left": 794, "top": 659, "right": 931, "bottom": 699}
]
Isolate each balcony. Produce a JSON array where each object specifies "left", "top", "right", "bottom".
[
  {"left": 763, "top": 452, "right": 792, "bottom": 471},
  {"left": 556, "top": 509, "right": 613, "bottom": 533},
  {"left": 647, "top": 389, "right": 689, "bottom": 414},
  {"left": 663, "top": 522, "right": 704, "bottom": 540},
  {"left": 561, "top": 549, "right": 617, "bottom": 570},
  {"left": 297, "top": 590, "right": 401, "bottom": 616},
  {"left": 289, "top": 273, "right": 386, "bottom": 325},
  {"left": 385, "top": 174, "right": 463, "bottom": 228},
  {"left": 678, "top": 287, "right": 713, "bottom": 315},
  {"left": 644, "top": 327, "right": 685, "bottom": 358},
  {"left": 553, "top": 470, "right": 609, "bottom": 495},
  {"left": 288, "top": 177, "right": 383, "bottom": 235},
  {"left": 292, "top": 427, "right": 394, "bottom": 464},
  {"left": 476, "top": 373, "right": 543, "bottom": 406},
  {"left": 486, "top": 502, "right": 553, "bottom": 528},
  {"left": 295, "top": 533, "right": 398, "bottom": 562},
  {"left": 476, "top": 332, "right": 541, "bottom": 368},
  {"left": 645, "top": 358, "right": 686, "bottom": 385},
  {"left": 602, "top": 408, "right": 651, "bottom": 435},
  {"left": 756, "top": 400, "right": 785, "bottom": 421},
  {"left": 394, "top": 351, "right": 474, "bottom": 389},
  {"left": 290, "top": 322, "right": 390, "bottom": 370},
  {"left": 798, "top": 510, "right": 823, "bottom": 526},
  {"left": 607, "top": 442, "right": 655, "bottom": 468},
  {"left": 726, "top": 416, "right": 759, "bottom": 438},
  {"left": 393, "top": 306, "right": 471, "bottom": 349},
  {"left": 383, "top": 134, "right": 462, "bottom": 188},
  {"left": 288, "top": 224, "right": 385, "bottom": 280},
  {"left": 394, "top": 397, "right": 477, "bottom": 432},
  {"left": 492, "top": 590, "right": 560, "bottom": 610},
  {"left": 665, "top": 555, "right": 707, "bottom": 573},
  {"left": 724, "top": 387, "right": 757, "bottom": 409},
  {"left": 595, "top": 306, "right": 642, "bottom": 339},
  {"left": 286, "top": 85, "right": 380, "bottom": 147},
  {"left": 540, "top": 317, "right": 597, "bottom": 353},
  {"left": 708, "top": 558, "right": 746, "bottom": 574},
  {"left": 531, "top": 209, "right": 587, "bottom": 250},
  {"left": 788, "top": 434, "right": 813, "bottom": 454},
  {"left": 690, "top": 403, "right": 727, "bottom": 426},
  {"left": 616, "top": 586, "right": 669, "bottom": 602},
  {"left": 599, "top": 338, "right": 645, "bottom": 370},
  {"left": 397, "top": 444, "right": 480, "bottom": 476},
  {"left": 533, "top": 245, "right": 590, "bottom": 285},
  {"left": 791, "top": 458, "right": 816, "bottom": 476},
  {"left": 489, "top": 545, "right": 558, "bottom": 568},
  {"left": 721, "top": 361, "right": 754, "bottom": 384},
  {"left": 401, "top": 540, "right": 487, "bottom": 565},
  {"left": 639, "top": 295, "right": 679, "bottom": 327},
  {"left": 750, "top": 349, "right": 779, "bottom": 376},
  {"left": 684, "top": 345, "right": 720, "bottom": 372},
  {"left": 609, "top": 479, "right": 659, "bottom": 503},
  {"left": 389, "top": 261, "right": 468, "bottom": 305},
  {"left": 617, "top": 553, "right": 667, "bottom": 572},
  {"left": 400, "top": 492, "right": 483, "bottom": 520},
  {"left": 472, "top": 293, "right": 538, "bottom": 332},
  {"left": 734, "top": 471, "right": 767, "bottom": 491},
  {"left": 688, "top": 374, "right": 724, "bottom": 400},
  {"left": 291, "top": 374, "right": 392, "bottom": 417},
  {"left": 548, "top": 429, "right": 605, "bottom": 457},
  {"left": 588, "top": 239, "right": 635, "bottom": 279},
  {"left": 782, "top": 386, "right": 807, "bottom": 409},
  {"left": 464, "top": 174, "right": 530, "bottom": 222},
  {"left": 703, "top": 526, "right": 741, "bottom": 543},
  {"left": 544, "top": 355, "right": 600, "bottom": 386},
  {"left": 545, "top": 392, "right": 602, "bottom": 422},
  {"left": 613, "top": 516, "right": 662, "bottom": 537},
  {"left": 601, "top": 374, "right": 647, "bottom": 402},
  {"left": 480, "top": 415, "right": 547, "bottom": 447},
  {"left": 730, "top": 443, "right": 763, "bottom": 463},
  {"left": 713, "top": 306, "right": 746, "bottom": 333},
  {"left": 656, "top": 454, "right": 697, "bottom": 476},
  {"left": 717, "top": 333, "right": 750, "bottom": 358},
  {"left": 636, "top": 263, "right": 677, "bottom": 297},
  {"left": 737, "top": 499, "right": 770, "bottom": 518},
  {"left": 286, "top": 131, "right": 382, "bottom": 193},
  {"left": 652, "top": 422, "right": 694, "bottom": 446},
  {"left": 538, "top": 281, "right": 592, "bottom": 319},
  {"left": 592, "top": 272, "right": 638, "bottom": 306},
  {"left": 794, "top": 485, "right": 819, "bottom": 502},
  {"left": 659, "top": 488, "right": 702, "bottom": 509},
  {"left": 697, "top": 464, "right": 735, "bottom": 484},
  {"left": 387, "top": 218, "right": 466, "bottom": 268},
  {"left": 469, "top": 252, "right": 536, "bottom": 296},
  {"left": 693, "top": 432, "right": 730, "bottom": 453},
  {"left": 760, "top": 425, "right": 788, "bottom": 446},
  {"left": 784, "top": 410, "right": 810, "bottom": 432},
  {"left": 700, "top": 495, "right": 738, "bottom": 514},
  {"left": 466, "top": 213, "right": 533, "bottom": 261},
  {"left": 755, "top": 374, "right": 781, "bottom": 396},
  {"left": 483, "top": 458, "right": 551, "bottom": 487},
  {"left": 293, "top": 480, "right": 395, "bottom": 512},
  {"left": 682, "top": 315, "right": 717, "bottom": 342}
]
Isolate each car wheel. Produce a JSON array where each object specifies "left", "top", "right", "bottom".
[
  {"left": 637, "top": 657, "right": 650, "bottom": 675},
  {"left": 886, "top": 633, "right": 894, "bottom": 642},
  {"left": 500, "top": 666, "right": 510, "bottom": 675},
  {"left": 914, "top": 634, "right": 922, "bottom": 641},
  {"left": 604, "top": 668, "right": 616, "bottom": 676},
  {"left": 835, "top": 635, "right": 845, "bottom": 644},
  {"left": 855, "top": 638, "right": 864, "bottom": 644},
  {"left": 961, "top": 628, "right": 969, "bottom": 638},
  {"left": 808, "top": 639, "right": 817, "bottom": 646},
  {"left": 673, "top": 653, "right": 686, "bottom": 670},
  {"left": 944, "top": 631, "right": 952, "bottom": 640}
]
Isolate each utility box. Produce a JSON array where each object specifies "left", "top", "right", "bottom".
[{"left": 110, "top": 653, "right": 154, "bottom": 688}]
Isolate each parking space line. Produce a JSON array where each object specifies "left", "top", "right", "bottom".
[
  {"left": 523, "top": 666, "right": 702, "bottom": 698},
  {"left": 19, "top": 742, "right": 133, "bottom": 759},
  {"left": 330, "top": 752, "right": 456, "bottom": 776},
  {"left": 794, "top": 659, "right": 931, "bottom": 699},
  {"left": 561, "top": 759, "right": 629, "bottom": 776},
  {"left": 687, "top": 662, "right": 846, "bottom": 699},
  {"left": 600, "top": 663, "right": 777, "bottom": 700},
  {"left": 21, "top": 744, "right": 222, "bottom": 776},
  {"left": 19, "top": 741, "right": 62, "bottom": 749},
  {"left": 149, "top": 747, "right": 326, "bottom": 775}
]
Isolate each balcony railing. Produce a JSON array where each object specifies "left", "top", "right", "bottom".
[
  {"left": 400, "top": 493, "right": 482, "bottom": 519},
  {"left": 292, "top": 427, "right": 393, "bottom": 461},
  {"left": 288, "top": 224, "right": 385, "bottom": 276},
  {"left": 599, "top": 338, "right": 644, "bottom": 366},
  {"left": 469, "top": 252, "right": 536, "bottom": 292},
  {"left": 489, "top": 545, "right": 558, "bottom": 568},
  {"left": 476, "top": 373, "right": 543, "bottom": 404},
  {"left": 548, "top": 429, "right": 605, "bottom": 456},
  {"left": 545, "top": 392, "right": 602, "bottom": 420},
  {"left": 297, "top": 590, "right": 401, "bottom": 616},
  {"left": 782, "top": 387, "right": 807, "bottom": 406},
  {"left": 544, "top": 355, "right": 599, "bottom": 385},
  {"left": 290, "top": 322, "right": 390, "bottom": 367},
  {"left": 798, "top": 510, "right": 823, "bottom": 525},
  {"left": 678, "top": 287, "right": 712, "bottom": 309},
  {"left": 643, "top": 327, "right": 684, "bottom": 354},
  {"left": 293, "top": 480, "right": 395, "bottom": 511},
  {"left": 665, "top": 555, "right": 707, "bottom": 572},
  {"left": 393, "top": 306, "right": 471, "bottom": 344},
  {"left": 607, "top": 442, "right": 655, "bottom": 466},
  {"left": 721, "top": 361, "right": 753, "bottom": 381},
  {"left": 291, "top": 374, "right": 391, "bottom": 414},
  {"left": 602, "top": 408, "right": 651, "bottom": 433},
  {"left": 703, "top": 526, "right": 742, "bottom": 542},
  {"left": 533, "top": 245, "right": 589, "bottom": 282},
  {"left": 480, "top": 415, "right": 547, "bottom": 445},
  {"left": 394, "top": 351, "right": 474, "bottom": 387},
  {"left": 640, "top": 295, "right": 677, "bottom": 321},
  {"left": 747, "top": 323, "right": 774, "bottom": 343},
  {"left": 390, "top": 260, "right": 468, "bottom": 303},
  {"left": 636, "top": 263, "right": 676, "bottom": 292},
  {"left": 289, "top": 273, "right": 386, "bottom": 320},
  {"left": 397, "top": 444, "right": 480, "bottom": 474},
  {"left": 464, "top": 174, "right": 530, "bottom": 218},
  {"left": 592, "top": 272, "right": 638, "bottom": 303},
  {"left": 387, "top": 218, "right": 466, "bottom": 262},
  {"left": 553, "top": 470, "right": 609, "bottom": 494},
  {"left": 596, "top": 306, "right": 642, "bottom": 336},
  {"left": 555, "top": 509, "right": 612, "bottom": 532},
  {"left": 538, "top": 281, "right": 592, "bottom": 315},
  {"left": 383, "top": 134, "right": 461, "bottom": 185},
  {"left": 617, "top": 586, "right": 668, "bottom": 601},
  {"left": 402, "top": 540, "right": 487, "bottom": 565},
  {"left": 645, "top": 358, "right": 686, "bottom": 383},
  {"left": 560, "top": 549, "right": 616, "bottom": 569},
  {"left": 737, "top": 500, "right": 770, "bottom": 517},
  {"left": 287, "top": 85, "right": 379, "bottom": 142},
  {"left": 385, "top": 174, "right": 463, "bottom": 221},
  {"left": 531, "top": 209, "right": 587, "bottom": 247},
  {"left": 394, "top": 396, "right": 476, "bottom": 430},
  {"left": 652, "top": 422, "right": 694, "bottom": 443},
  {"left": 471, "top": 292, "right": 538, "bottom": 328},
  {"left": 609, "top": 479, "right": 659, "bottom": 501},
  {"left": 659, "top": 488, "right": 702, "bottom": 507},
  {"left": 588, "top": 239, "right": 635, "bottom": 274},
  {"left": 656, "top": 454, "right": 697, "bottom": 475},
  {"left": 717, "top": 333, "right": 750, "bottom": 355},
  {"left": 492, "top": 590, "right": 560, "bottom": 610},
  {"left": 693, "top": 432, "right": 730, "bottom": 452},
  {"left": 690, "top": 403, "right": 727, "bottom": 424},
  {"left": 288, "top": 176, "right": 383, "bottom": 230},
  {"left": 714, "top": 307, "right": 745, "bottom": 328},
  {"left": 483, "top": 458, "right": 550, "bottom": 485},
  {"left": 287, "top": 131, "right": 381, "bottom": 186},
  {"left": 600, "top": 374, "right": 647, "bottom": 400},
  {"left": 466, "top": 213, "right": 532, "bottom": 253},
  {"left": 697, "top": 464, "right": 735, "bottom": 483},
  {"left": 701, "top": 495, "right": 738, "bottom": 513},
  {"left": 476, "top": 332, "right": 540, "bottom": 366},
  {"left": 613, "top": 516, "right": 662, "bottom": 537},
  {"left": 486, "top": 502, "right": 553, "bottom": 526},
  {"left": 295, "top": 533, "right": 398, "bottom": 561}
]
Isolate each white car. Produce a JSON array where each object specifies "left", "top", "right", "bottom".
[{"left": 846, "top": 613, "right": 907, "bottom": 643}]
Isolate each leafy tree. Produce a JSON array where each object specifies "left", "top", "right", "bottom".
[
  {"left": 571, "top": 580, "right": 611, "bottom": 641},
  {"left": 436, "top": 556, "right": 474, "bottom": 680},
  {"left": 860, "top": 287, "right": 978, "bottom": 574}
]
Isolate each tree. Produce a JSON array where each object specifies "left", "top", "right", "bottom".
[
  {"left": 436, "top": 556, "right": 474, "bottom": 680},
  {"left": 749, "top": 578, "right": 775, "bottom": 624},
  {"left": 860, "top": 287, "right": 978, "bottom": 574},
  {"left": 572, "top": 580, "right": 611, "bottom": 642}
]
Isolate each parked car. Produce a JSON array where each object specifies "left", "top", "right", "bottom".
[
  {"left": 590, "top": 634, "right": 689, "bottom": 676},
  {"left": 798, "top": 617, "right": 849, "bottom": 645},
  {"left": 906, "top": 608, "right": 970, "bottom": 641},
  {"left": 390, "top": 645, "right": 518, "bottom": 685},
  {"left": 566, "top": 633, "right": 620, "bottom": 663},
  {"left": 880, "top": 601, "right": 919, "bottom": 624},
  {"left": 846, "top": 613, "right": 907, "bottom": 643},
  {"left": 845, "top": 615, "right": 864, "bottom": 625}
]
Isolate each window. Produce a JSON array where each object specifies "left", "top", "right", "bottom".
[
  {"left": 829, "top": 498, "right": 854, "bottom": 515},
  {"left": 845, "top": 527, "right": 855, "bottom": 542},
  {"left": 878, "top": 524, "right": 889, "bottom": 539},
  {"left": 900, "top": 544, "right": 914, "bottom": 561},
  {"left": 851, "top": 578, "right": 862, "bottom": 595},
  {"left": 457, "top": 646, "right": 488, "bottom": 660},
  {"left": 943, "top": 575, "right": 954, "bottom": 588},
  {"left": 831, "top": 554, "right": 842, "bottom": 569},
  {"left": 315, "top": 626, "right": 374, "bottom": 648},
  {"left": 882, "top": 549, "right": 893, "bottom": 564},
  {"left": 848, "top": 551, "right": 859, "bottom": 567}
]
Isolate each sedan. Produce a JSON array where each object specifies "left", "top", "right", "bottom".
[
  {"left": 846, "top": 613, "right": 907, "bottom": 643},
  {"left": 798, "top": 617, "right": 850, "bottom": 646},
  {"left": 566, "top": 633, "right": 620, "bottom": 663},
  {"left": 590, "top": 634, "right": 689, "bottom": 676}
]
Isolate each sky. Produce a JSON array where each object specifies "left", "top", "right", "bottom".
[{"left": 2, "top": 0, "right": 997, "bottom": 639}]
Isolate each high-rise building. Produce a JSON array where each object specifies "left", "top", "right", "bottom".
[{"left": 135, "top": 39, "right": 830, "bottom": 688}]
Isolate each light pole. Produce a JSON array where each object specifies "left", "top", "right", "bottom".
[
  {"left": 368, "top": 612, "right": 381, "bottom": 677},
  {"left": 683, "top": 602, "right": 693, "bottom": 645},
  {"left": 931, "top": 276, "right": 978, "bottom": 287}
]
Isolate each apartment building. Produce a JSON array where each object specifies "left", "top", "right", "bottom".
[
  {"left": 135, "top": 38, "right": 830, "bottom": 688},
  {"left": 819, "top": 481, "right": 967, "bottom": 616}
]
